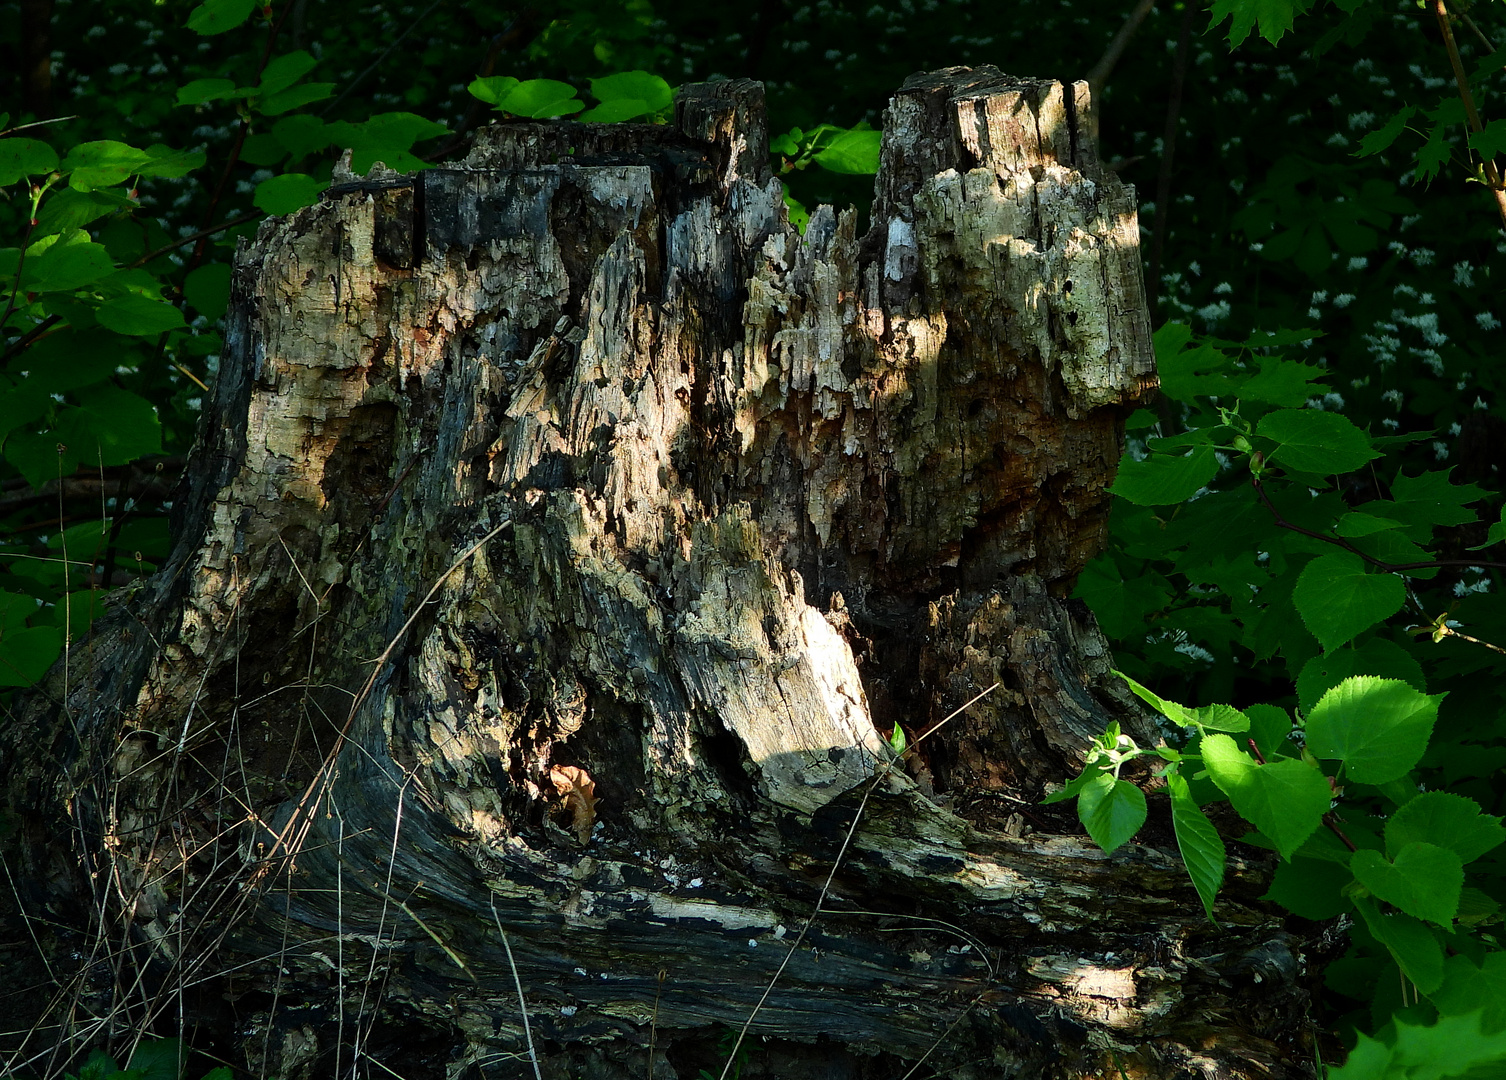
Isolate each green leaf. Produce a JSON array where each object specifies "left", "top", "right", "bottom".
[
  {"left": 21, "top": 240, "right": 115, "bottom": 292},
  {"left": 126, "top": 1037, "right": 185, "bottom": 1080},
  {"left": 1113, "top": 669, "right": 1198, "bottom": 728},
  {"left": 253, "top": 173, "right": 327, "bottom": 215},
  {"left": 258, "top": 83, "right": 336, "bottom": 116},
  {"left": 1354, "top": 897, "right": 1445, "bottom": 994},
  {"left": 1158, "top": 340, "right": 1239, "bottom": 401},
  {"left": 0, "top": 137, "right": 60, "bottom": 186},
  {"left": 1331, "top": 1011, "right": 1506, "bottom": 1079},
  {"left": 1237, "top": 358, "right": 1328, "bottom": 408},
  {"left": 1293, "top": 225, "right": 1332, "bottom": 276},
  {"left": 579, "top": 99, "right": 659, "bottom": 123},
  {"left": 34, "top": 188, "right": 136, "bottom": 235},
  {"left": 496, "top": 79, "right": 583, "bottom": 119},
  {"left": 257, "top": 51, "right": 318, "bottom": 97},
  {"left": 588, "top": 71, "right": 673, "bottom": 116},
  {"left": 1295, "top": 636, "right": 1425, "bottom": 712},
  {"left": 1257, "top": 408, "right": 1379, "bottom": 475},
  {"left": 0, "top": 593, "right": 37, "bottom": 636},
  {"left": 1416, "top": 120, "right": 1451, "bottom": 184},
  {"left": 1208, "top": 0, "right": 1313, "bottom": 47},
  {"left": 1245, "top": 703, "right": 1294, "bottom": 760},
  {"left": 62, "top": 141, "right": 154, "bottom": 192},
  {"left": 94, "top": 294, "right": 187, "bottom": 336},
  {"left": 1333, "top": 511, "right": 1402, "bottom": 538},
  {"left": 20, "top": 327, "right": 137, "bottom": 394},
  {"left": 1071, "top": 556, "right": 1172, "bottom": 640},
  {"left": 175, "top": 78, "right": 242, "bottom": 106},
  {"left": 1385, "top": 791, "right": 1506, "bottom": 865},
  {"left": 813, "top": 129, "right": 882, "bottom": 174},
  {"left": 186, "top": 0, "right": 257, "bottom": 35},
  {"left": 7, "top": 385, "right": 162, "bottom": 488},
  {"left": 184, "top": 263, "right": 232, "bottom": 321},
  {"left": 1040, "top": 761, "right": 1103, "bottom": 805},
  {"left": 887, "top": 723, "right": 907, "bottom": 755},
  {"left": 1351, "top": 843, "right": 1463, "bottom": 925},
  {"left": 1077, "top": 771, "right": 1147, "bottom": 854},
  {"left": 325, "top": 113, "right": 449, "bottom": 173},
  {"left": 239, "top": 132, "right": 284, "bottom": 166},
  {"left": 1387, "top": 468, "right": 1488, "bottom": 531},
  {"left": 1188, "top": 704, "right": 1251, "bottom": 733},
  {"left": 1168, "top": 770, "right": 1225, "bottom": 921},
  {"left": 1469, "top": 119, "right": 1506, "bottom": 160},
  {"left": 72, "top": 1048, "right": 123, "bottom": 1080},
  {"left": 1433, "top": 954, "right": 1506, "bottom": 1034},
  {"left": 1306, "top": 675, "right": 1442, "bottom": 785},
  {"left": 1263, "top": 856, "right": 1352, "bottom": 920},
  {"left": 0, "top": 625, "right": 63, "bottom": 687},
  {"left": 1292, "top": 553, "right": 1405, "bottom": 653},
  {"left": 467, "top": 76, "right": 520, "bottom": 106},
  {"left": 272, "top": 115, "right": 330, "bottom": 161},
  {"left": 1200, "top": 733, "right": 1331, "bottom": 859},
  {"left": 1108, "top": 445, "right": 1220, "bottom": 505},
  {"left": 1354, "top": 106, "right": 1417, "bottom": 157},
  {"left": 49, "top": 587, "right": 107, "bottom": 643},
  {"left": 1468, "top": 505, "right": 1506, "bottom": 551}
]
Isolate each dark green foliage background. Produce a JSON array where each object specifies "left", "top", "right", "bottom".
[{"left": 4, "top": 0, "right": 1506, "bottom": 1075}]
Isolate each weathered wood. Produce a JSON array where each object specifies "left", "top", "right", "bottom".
[{"left": 2, "top": 68, "right": 1321, "bottom": 1080}]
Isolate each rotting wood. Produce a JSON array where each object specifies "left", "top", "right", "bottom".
[{"left": 2, "top": 68, "right": 1326, "bottom": 1080}]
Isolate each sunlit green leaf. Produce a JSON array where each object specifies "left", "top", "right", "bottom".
[
  {"left": 1306, "top": 675, "right": 1442, "bottom": 784},
  {"left": 1077, "top": 771, "right": 1147, "bottom": 854},
  {"left": 0, "top": 138, "right": 60, "bottom": 186},
  {"left": 1168, "top": 770, "right": 1225, "bottom": 921},
  {"left": 814, "top": 129, "right": 882, "bottom": 174},
  {"left": 1200, "top": 733, "right": 1330, "bottom": 859}
]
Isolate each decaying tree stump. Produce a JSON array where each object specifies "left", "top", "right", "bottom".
[{"left": 2, "top": 67, "right": 1324, "bottom": 1079}]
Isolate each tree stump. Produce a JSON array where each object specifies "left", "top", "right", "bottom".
[{"left": 2, "top": 67, "right": 1321, "bottom": 1080}]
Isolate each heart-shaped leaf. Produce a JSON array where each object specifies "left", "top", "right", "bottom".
[
  {"left": 1200, "top": 734, "right": 1331, "bottom": 859},
  {"left": 1352, "top": 842, "right": 1463, "bottom": 926}
]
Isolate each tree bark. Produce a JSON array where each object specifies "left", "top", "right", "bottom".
[{"left": 2, "top": 68, "right": 1323, "bottom": 1080}]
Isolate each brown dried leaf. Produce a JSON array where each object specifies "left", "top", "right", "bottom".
[{"left": 548, "top": 764, "right": 598, "bottom": 843}]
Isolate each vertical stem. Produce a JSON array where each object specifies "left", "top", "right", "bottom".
[
  {"left": 1431, "top": 0, "right": 1506, "bottom": 231},
  {"left": 1146, "top": 2, "right": 1193, "bottom": 318}
]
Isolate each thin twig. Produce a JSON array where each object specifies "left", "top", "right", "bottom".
[
  {"left": 319, "top": 0, "right": 445, "bottom": 118},
  {"left": 130, "top": 210, "right": 262, "bottom": 269},
  {"left": 259, "top": 519, "right": 513, "bottom": 870},
  {"left": 716, "top": 682, "right": 1002, "bottom": 1080},
  {"left": 491, "top": 897, "right": 543, "bottom": 1080},
  {"left": 1145, "top": 2, "right": 1193, "bottom": 318},
  {"left": 1251, "top": 475, "right": 1506, "bottom": 573},
  {"left": 1087, "top": 0, "right": 1157, "bottom": 96}
]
